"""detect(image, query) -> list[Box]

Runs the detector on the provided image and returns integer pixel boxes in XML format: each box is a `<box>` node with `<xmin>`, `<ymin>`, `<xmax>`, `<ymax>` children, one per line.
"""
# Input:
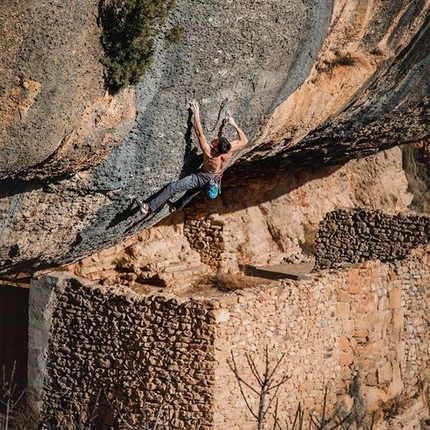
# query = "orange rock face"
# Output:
<box><xmin>0</xmin><ymin>0</ymin><xmax>428</xmax><ymax>277</ymax></box>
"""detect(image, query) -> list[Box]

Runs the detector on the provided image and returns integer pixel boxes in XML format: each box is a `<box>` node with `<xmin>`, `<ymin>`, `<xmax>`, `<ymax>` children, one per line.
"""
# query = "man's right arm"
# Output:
<box><xmin>190</xmin><ymin>101</ymin><xmax>211</xmax><ymax>157</ymax></box>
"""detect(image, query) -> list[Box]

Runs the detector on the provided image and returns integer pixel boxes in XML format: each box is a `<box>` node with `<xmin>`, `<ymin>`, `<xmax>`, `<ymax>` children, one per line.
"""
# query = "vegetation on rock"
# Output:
<box><xmin>100</xmin><ymin>0</ymin><xmax>176</xmax><ymax>92</ymax></box>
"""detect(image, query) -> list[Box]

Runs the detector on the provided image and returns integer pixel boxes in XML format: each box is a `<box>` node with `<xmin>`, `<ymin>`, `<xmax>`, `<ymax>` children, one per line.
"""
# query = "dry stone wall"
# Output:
<box><xmin>210</xmin><ymin>250</ymin><xmax>430</xmax><ymax>429</ymax></box>
<box><xmin>30</xmin><ymin>246</ymin><xmax>430</xmax><ymax>429</ymax></box>
<box><xmin>315</xmin><ymin>209</ymin><xmax>430</xmax><ymax>269</ymax></box>
<box><xmin>29</xmin><ymin>274</ymin><xmax>216</xmax><ymax>429</ymax></box>
<box><xmin>183</xmin><ymin>214</ymin><xmax>226</xmax><ymax>267</ymax></box>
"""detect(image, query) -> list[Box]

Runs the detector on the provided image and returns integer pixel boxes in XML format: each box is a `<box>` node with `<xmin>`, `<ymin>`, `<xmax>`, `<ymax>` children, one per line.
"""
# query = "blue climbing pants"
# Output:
<box><xmin>147</xmin><ymin>171</ymin><xmax>211</xmax><ymax>212</ymax></box>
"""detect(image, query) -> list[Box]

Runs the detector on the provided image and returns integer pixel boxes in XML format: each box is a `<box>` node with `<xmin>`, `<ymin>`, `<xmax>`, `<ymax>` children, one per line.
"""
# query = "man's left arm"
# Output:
<box><xmin>228</xmin><ymin>117</ymin><xmax>249</xmax><ymax>152</ymax></box>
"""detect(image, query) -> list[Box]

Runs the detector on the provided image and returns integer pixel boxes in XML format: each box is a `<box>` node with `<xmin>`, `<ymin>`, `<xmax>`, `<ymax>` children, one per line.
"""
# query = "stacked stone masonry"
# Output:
<box><xmin>315</xmin><ymin>209</ymin><xmax>430</xmax><ymax>269</ymax></box>
<box><xmin>183</xmin><ymin>214</ymin><xmax>225</xmax><ymax>267</ymax></box>
<box><xmin>29</xmin><ymin>276</ymin><xmax>217</xmax><ymax>429</ymax></box>
<box><xmin>29</xmin><ymin>245</ymin><xmax>430</xmax><ymax>429</ymax></box>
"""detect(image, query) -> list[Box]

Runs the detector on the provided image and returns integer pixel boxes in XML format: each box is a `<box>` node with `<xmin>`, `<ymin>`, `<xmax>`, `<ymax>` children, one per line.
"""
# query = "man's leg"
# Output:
<box><xmin>171</xmin><ymin>188</ymin><xmax>202</xmax><ymax>211</ymax></box>
<box><xmin>147</xmin><ymin>172</ymin><xmax>206</xmax><ymax>213</ymax></box>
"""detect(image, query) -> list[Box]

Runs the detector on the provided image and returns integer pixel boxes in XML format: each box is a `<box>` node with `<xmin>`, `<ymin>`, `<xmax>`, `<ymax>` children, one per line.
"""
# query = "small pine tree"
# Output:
<box><xmin>100</xmin><ymin>0</ymin><xmax>175</xmax><ymax>92</ymax></box>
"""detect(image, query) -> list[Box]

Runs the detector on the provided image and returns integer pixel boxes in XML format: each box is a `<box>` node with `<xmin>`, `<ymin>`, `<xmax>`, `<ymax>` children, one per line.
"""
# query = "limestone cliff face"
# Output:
<box><xmin>0</xmin><ymin>0</ymin><xmax>136</xmax><ymax>180</ymax></box>
<box><xmin>0</xmin><ymin>0</ymin><xmax>429</xmax><ymax>277</ymax></box>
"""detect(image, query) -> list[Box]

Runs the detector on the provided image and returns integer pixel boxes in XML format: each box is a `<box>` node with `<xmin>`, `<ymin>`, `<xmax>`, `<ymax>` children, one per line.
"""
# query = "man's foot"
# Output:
<box><xmin>167</xmin><ymin>201</ymin><xmax>177</xmax><ymax>214</ymax></box>
<box><xmin>134</xmin><ymin>198</ymin><xmax>151</xmax><ymax>216</ymax></box>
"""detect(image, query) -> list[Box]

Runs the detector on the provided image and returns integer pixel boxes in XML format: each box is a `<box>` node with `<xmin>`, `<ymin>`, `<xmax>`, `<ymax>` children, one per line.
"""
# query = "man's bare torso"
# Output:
<box><xmin>203</xmin><ymin>148</ymin><xmax>232</xmax><ymax>173</ymax></box>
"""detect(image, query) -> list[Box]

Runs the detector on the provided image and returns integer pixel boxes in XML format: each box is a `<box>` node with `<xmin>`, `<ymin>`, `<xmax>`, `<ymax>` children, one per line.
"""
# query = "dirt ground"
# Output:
<box><xmin>169</xmin><ymin>261</ymin><xmax>315</xmax><ymax>299</ymax></box>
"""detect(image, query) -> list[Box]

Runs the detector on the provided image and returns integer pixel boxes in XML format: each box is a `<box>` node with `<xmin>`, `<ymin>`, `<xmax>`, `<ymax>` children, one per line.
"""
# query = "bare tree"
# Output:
<box><xmin>228</xmin><ymin>346</ymin><xmax>290</xmax><ymax>430</ymax></box>
<box><xmin>228</xmin><ymin>349</ymin><xmax>360</xmax><ymax>430</ymax></box>
<box><xmin>307</xmin><ymin>387</ymin><xmax>353</xmax><ymax>430</ymax></box>
<box><xmin>0</xmin><ymin>362</ymin><xmax>26</xmax><ymax>430</ymax></box>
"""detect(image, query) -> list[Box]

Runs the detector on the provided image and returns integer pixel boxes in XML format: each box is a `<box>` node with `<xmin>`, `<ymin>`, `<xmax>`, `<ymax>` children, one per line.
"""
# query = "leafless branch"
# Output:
<box><xmin>245</xmin><ymin>353</ymin><xmax>264</xmax><ymax>387</ymax></box>
<box><xmin>229</xmin><ymin>347</ymin><xmax>290</xmax><ymax>429</ymax></box>
<box><xmin>228</xmin><ymin>352</ymin><xmax>259</xmax><ymax>420</ymax></box>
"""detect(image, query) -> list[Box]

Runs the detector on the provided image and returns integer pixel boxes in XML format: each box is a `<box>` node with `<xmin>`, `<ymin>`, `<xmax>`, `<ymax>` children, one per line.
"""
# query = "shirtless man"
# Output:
<box><xmin>136</xmin><ymin>100</ymin><xmax>249</xmax><ymax>216</ymax></box>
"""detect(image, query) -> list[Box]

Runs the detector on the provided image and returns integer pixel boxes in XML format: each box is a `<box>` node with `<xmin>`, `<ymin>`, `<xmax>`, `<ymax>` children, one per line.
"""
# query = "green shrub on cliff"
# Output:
<box><xmin>100</xmin><ymin>0</ymin><xmax>175</xmax><ymax>93</ymax></box>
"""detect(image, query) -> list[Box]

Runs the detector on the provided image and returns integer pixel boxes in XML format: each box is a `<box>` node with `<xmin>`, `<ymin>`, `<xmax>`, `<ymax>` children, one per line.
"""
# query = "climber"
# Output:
<box><xmin>135</xmin><ymin>100</ymin><xmax>249</xmax><ymax>216</ymax></box>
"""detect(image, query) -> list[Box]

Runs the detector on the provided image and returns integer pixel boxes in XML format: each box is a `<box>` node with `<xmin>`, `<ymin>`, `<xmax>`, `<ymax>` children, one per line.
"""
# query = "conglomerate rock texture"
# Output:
<box><xmin>0</xmin><ymin>0</ymin><xmax>429</xmax><ymax>277</ymax></box>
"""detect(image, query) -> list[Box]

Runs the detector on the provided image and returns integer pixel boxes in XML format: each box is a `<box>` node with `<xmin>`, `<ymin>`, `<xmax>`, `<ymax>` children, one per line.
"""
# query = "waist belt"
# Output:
<box><xmin>200</xmin><ymin>170</ymin><xmax>223</xmax><ymax>181</ymax></box>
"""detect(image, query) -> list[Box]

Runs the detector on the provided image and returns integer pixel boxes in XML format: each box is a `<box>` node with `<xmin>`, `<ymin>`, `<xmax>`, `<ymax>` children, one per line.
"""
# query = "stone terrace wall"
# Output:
<box><xmin>29</xmin><ymin>247</ymin><xmax>430</xmax><ymax>429</ymax></box>
<box><xmin>29</xmin><ymin>274</ymin><xmax>216</xmax><ymax>429</ymax></box>
<box><xmin>315</xmin><ymin>209</ymin><xmax>430</xmax><ymax>269</ymax></box>
<box><xmin>211</xmin><ymin>248</ymin><xmax>430</xmax><ymax>429</ymax></box>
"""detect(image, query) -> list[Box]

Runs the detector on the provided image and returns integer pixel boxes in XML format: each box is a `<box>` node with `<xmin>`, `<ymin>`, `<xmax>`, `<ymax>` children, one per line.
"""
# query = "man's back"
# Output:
<box><xmin>203</xmin><ymin>149</ymin><xmax>232</xmax><ymax>173</ymax></box>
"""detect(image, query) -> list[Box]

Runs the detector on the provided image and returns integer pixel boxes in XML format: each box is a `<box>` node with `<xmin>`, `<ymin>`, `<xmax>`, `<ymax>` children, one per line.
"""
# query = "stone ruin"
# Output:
<box><xmin>28</xmin><ymin>209</ymin><xmax>430</xmax><ymax>428</ymax></box>
<box><xmin>315</xmin><ymin>209</ymin><xmax>430</xmax><ymax>269</ymax></box>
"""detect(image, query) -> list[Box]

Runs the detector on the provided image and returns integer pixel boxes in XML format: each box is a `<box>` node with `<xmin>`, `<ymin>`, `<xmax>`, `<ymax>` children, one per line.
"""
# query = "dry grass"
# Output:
<box><xmin>0</xmin><ymin>392</ymin><xmax>41</xmax><ymax>430</ymax></box>
<box><xmin>194</xmin><ymin>272</ymin><xmax>249</xmax><ymax>293</ymax></box>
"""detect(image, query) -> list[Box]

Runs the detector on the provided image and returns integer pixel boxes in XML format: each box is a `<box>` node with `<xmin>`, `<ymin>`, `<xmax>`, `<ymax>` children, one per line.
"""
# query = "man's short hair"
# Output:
<box><xmin>218</xmin><ymin>136</ymin><xmax>231</xmax><ymax>154</ymax></box>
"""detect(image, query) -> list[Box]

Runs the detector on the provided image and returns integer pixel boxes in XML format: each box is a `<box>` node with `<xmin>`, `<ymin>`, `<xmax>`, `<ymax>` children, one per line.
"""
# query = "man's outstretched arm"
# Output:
<box><xmin>189</xmin><ymin>101</ymin><xmax>211</xmax><ymax>157</ymax></box>
<box><xmin>227</xmin><ymin>116</ymin><xmax>249</xmax><ymax>152</ymax></box>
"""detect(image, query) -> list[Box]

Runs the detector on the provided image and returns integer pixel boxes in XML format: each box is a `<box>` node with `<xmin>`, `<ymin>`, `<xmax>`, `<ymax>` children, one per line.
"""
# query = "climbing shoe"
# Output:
<box><xmin>135</xmin><ymin>199</ymin><xmax>151</xmax><ymax>216</ymax></box>
<box><xmin>167</xmin><ymin>201</ymin><xmax>177</xmax><ymax>214</ymax></box>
